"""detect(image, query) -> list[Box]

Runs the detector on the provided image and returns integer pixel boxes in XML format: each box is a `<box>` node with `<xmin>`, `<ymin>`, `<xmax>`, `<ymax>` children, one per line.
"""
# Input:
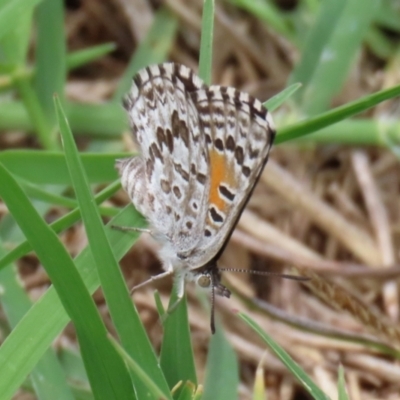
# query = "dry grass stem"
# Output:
<box><xmin>302</xmin><ymin>270</ymin><xmax>400</xmax><ymax>347</ymax></box>
<box><xmin>239</xmin><ymin>209</ymin><xmax>322</xmax><ymax>260</ymax></box>
<box><xmin>232</xmin><ymin>229</ymin><xmax>400</xmax><ymax>278</ymax></box>
<box><xmin>113</xmin><ymin>0</ymin><xmax>153</xmax><ymax>42</ymax></box>
<box><xmin>165</xmin><ymin>0</ymin><xmax>202</xmax><ymax>31</ymax></box>
<box><xmin>262</xmin><ymin>159</ymin><xmax>381</xmax><ymax>265</ymax></box>
<box><xmin>351</xmin><ymin>150</ymin><xmax>399</xmax><ymax>319</ymax></box>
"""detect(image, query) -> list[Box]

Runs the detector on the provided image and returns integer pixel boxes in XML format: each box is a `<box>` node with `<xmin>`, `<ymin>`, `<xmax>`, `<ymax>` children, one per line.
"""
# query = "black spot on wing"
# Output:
<box><xmin>214</xmin><ymin>138</ymin><xmax>224</xmax><ymax>151</ymax></box>
<box><xmin>235</xmin><ymin>147</ymin><xmax>244</xmax><ymax>165</ymax></box>
<box><xmin>161</xmin><ymin>179</ymin><xmax>171</xmax><ymax>194</ymax></box>
<box><xmin>150</xmin><ymin>143</ymin><xmax>163</xmax><ymax>162</ymax></box>
<box><xmin>171</xmin><ymin>110</ymin><xmax>189</xmax><ymax>148</ymax></box>
<box><xmin>219</xmin><ymin>185</ymin><xmax>235</xmax><ymax>201</ymax></box>
<box><xmin>197</xmin><ymin>173</ymin><xmax>207</xmax><ymax>185</ymax></box>
<box><xmin>226</xmin><ymin>136</ymin><xmax>235</xmax><ymax>151</ymax></box>
<box><xmin>173</xmin><ymin>186</ymin><xmax>182</xmax><ymax>199</ymax></box>
<box><xmin>209</xmin><ymin>207</ymin><xmax>224</xmax><ymax>223</ymax></box>
<box><xmin>242</xmin><ymin>166</ymin><xmax>251</xmax><ymax>177</ymax></box>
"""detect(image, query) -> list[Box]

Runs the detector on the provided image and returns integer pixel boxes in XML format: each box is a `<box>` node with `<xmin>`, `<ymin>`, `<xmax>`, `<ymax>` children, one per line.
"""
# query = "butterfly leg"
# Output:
<box><xmin>111</xmin><ymin>225</ymin><xmax>153</xmax><ymax>235</ymax></box>
<box><xmin>130</xmin><ymin>269</ymin><xmax>173</xmax><ymax>293</ymax></box>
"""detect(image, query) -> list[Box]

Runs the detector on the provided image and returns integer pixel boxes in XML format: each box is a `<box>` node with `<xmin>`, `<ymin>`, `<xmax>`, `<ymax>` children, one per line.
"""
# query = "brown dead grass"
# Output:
<box><xmin>6</xmin><ymin>0</ymin><xmax>400</xmax><ymax>399</ymax></box>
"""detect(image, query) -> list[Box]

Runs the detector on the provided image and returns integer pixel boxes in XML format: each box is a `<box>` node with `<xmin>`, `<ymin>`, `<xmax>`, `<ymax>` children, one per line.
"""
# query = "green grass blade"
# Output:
<box><xmin>113</xmin><ymin>7</ymin><xmax>178</xmax><ymax>102</ymax></box>
<box><xmin>301</xmin><ymin>0</ymin><xmax>381</xmax><ymax>115</ymax></box>
<box><xmin>0</xmin><ymin>180</ymin><xmax>120</xmax><ymax>272</ymax></box>
<box><xmin>160</xmin><ymin>292</ymin><xmax>197</xmax><ymax>389</ymax></box>
<box><xmin>0</xmin><ymin>249</ymin><xmax>75</xmax><ymax>400</ymax></box>
<box><xmin>338</xmin><ymin>365</ymin><xmax>348</xmax><ymax>400</ymax></box>
<box><xmin>276</xmin><ymin>83</ymin><xmax>400</xmax><ymax>144</ymax></box>
<box><xmin>263</xmin><ymin>83</ymin><xmax>302</xmax><ymax>112</ymax></box>
<box><xmin>67</xmin><ymin>43</ymin><xmax>116</xmax><ymax>70</ymax></box>
<box><xmin>198</xmin><ymin>0</ymin><xmax>214</xmax><ymax>85</ymax></box>
<box><xmin>0</xmin><ymin>205</ymin><xmax>144</xmax><ymax>399</ymax></box>
<box><xmin>58</xmin><ymin>348</ymin><xmax>89</xmax><ymax>389</ymax></box>
<box><xmin>0</xmin><ymin>101</ymin><xmax>127</xmax><ymax>137</ymax></box>
<box><xmin>109</xmin><ymin>336</ymin><xmax>172</xmax><ymax>400</ymax></box>
<box><xmin>238</xmin><ymin>312</ymin><xmax>330</xmax><ymax>400</ymax></box>
<box><xmin>34</xmin><ymin>0</ymin><xmax>66</xmax><ymax>124</ymax></box>
<box><xmin>365</xmin><ymin>26</ymin><xmax>395</xmax><ymax>59</ymax></box>
<box><xmin>376</xmin><ymin>0</ymin><xmax>400</xmax><ymax>32</ymax></box>
<box><xmin>289</xmin><ymin>0</ymin><xmax>346</xmax><ymax>92</ymax></box>
<box><xmin>18</xmin><ymin>179</ymin><xmax>79</xmax><ymax>208</ymax></box>
<box><xmin>14</xmin><ymin>77</ymin><xmax>56</xmax><ymax>150</ymax></box>
<box><xmin>0</xmin><ymin>0</ymin><xmax>42</xmax><ymax>41</ymax></box>
<box><xmin>55</xmin><ymin>96</ymin><xmax>170</xmax><ymax>397</ymax></box>
<box><xmin>0</xmin><ymin>151</ymin><xmax>120</xmax><ymax>184</ymax></box>
<box><xmin>0</xmin><ymin>8</ymin><xmax>32</xmax><ymax>67</ymax></box>
<box><xmin>0</xmin><ymin>165</ymin><xmax>134</xmax><ymax>400</ymax></box>
<box><xmin>202</xmin><ymin>328</ymin><xmax>239</xmax><ymax>400</ymax></box>
<box><xmin>229</xmin><ymin>0</ymin><xmax>292</xmax><ymax>42</ymax></box>
<box><xmin>65</xmin><ymin>101</ymin><xmax>126</xmax><ymax>136</ymax></box>
<box><xmin>17</xmin><ymin>180</ymin><xmax>118</xmax><ymax>217</ymax></box>
<box><xmin>293</xmin><ymin>119</ymin><xmax>396</xmax><ymax>145</ymax></box>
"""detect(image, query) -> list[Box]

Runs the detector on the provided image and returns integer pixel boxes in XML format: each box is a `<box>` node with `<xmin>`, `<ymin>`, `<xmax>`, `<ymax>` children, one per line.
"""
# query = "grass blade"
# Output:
<box><xmin>263</xmin><ymin>83</ymin><xmax>302</xmax><ymax>112</ymax></box>
<box><xmin>198</xmin><ymin>0</ymin><xmax>214</xmax><ymax>85</ymax></box>
<box><xmin>0</xmin><ymin>248</ymin><xmax>75</xmax><ymax>400</ymax></box>
<box><xmin>202</xmin><ymin>328</ymin><xmax>239</xmax><ymax>400</ymax></box>
<box><xmin>0</xmin><ymin>101</ymin><xmax>126</xmax><ymax>137</ymax></box>
<box><xmin>238</xmin><ymin>312</ymin><xmax>330</xmax><ymax>400</ymax></box>
<box><xmin>276</xmin><ymin>83</ymin><xmax>400</xmax><ymax>144</ymax></box>
<box><xmin>301</xmin><ymin>0</ymin><xmax>381</xmax><ymax>115</ymax></box>
<box><xmin>0</xmin><ymin>7</ymin><xmax>32</xmax><ymax>67</ymax></box>
<box><xmin>229</xmin><ymin>0</ymin><xmax>292</xmax><ymax>42</ymax></box>
<box><xmin>55</xmin><ymin>96</ymin><xmax>170</xmax><ymax>397</ymax></box>
<box><xmin>0</xmin><ymin>151</ymin><xmax>120</xmax><ymax>184</ymax></box>
<box><xmin>0</xmin><ymin>180</ymin><xmax>120</xmax><ymax>272</ymax></box>
<box><xmin>67</xmin><ymin>42</ymin><xmax>116</xmax><ymax>70</ymax></box>
<box><xmin>0</xmin><ymin>0</ymin><xmax>42</xmax><ymax>41</ymax></box>
<box><xmin>289</xmin><ymin>0</ymin><xmax>346</xmax><ymax>92</ymax></box>
<box><xmin>160</xmin><ymin>292</ymin><xmax>197</xmax><ymax>389</ymax></box>
<box><xmin>0</xmin><ymin>205</ymin><xmax>142</xmax><ymax>399</ymax></box>
<box><xmin>34</xmin><ymin>0</ymin><xmax>66</xmax><ymax>124</ymax></box>
<box><xmin>0</xmin><ymin>165</ymin><xmax>134</xmax><ymax>400</ymax></box>
<box><xmin>109</xmin><ymin>335</ymin><xmax>172</xmax><ymax>400</ymax></box>
<box><xmin>338</xmin><ymin>365</ymin><xmax>349</xmax><ymax>400</ymax></box>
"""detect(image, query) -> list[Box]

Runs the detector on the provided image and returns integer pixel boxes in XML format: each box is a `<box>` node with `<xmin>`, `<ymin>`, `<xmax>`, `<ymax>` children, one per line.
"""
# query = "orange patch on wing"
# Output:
<box><xmin>208</xmin><ymin>149</ymin><xmax>235</xmax><ymax>214</ymax></box>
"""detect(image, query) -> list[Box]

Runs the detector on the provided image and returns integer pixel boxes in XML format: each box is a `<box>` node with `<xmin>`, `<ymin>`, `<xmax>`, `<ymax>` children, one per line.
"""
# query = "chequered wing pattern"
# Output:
<box><xmin>117</xmin><ymin>62</ymin><xmax>275</xmax><ymax>270</ymax></box>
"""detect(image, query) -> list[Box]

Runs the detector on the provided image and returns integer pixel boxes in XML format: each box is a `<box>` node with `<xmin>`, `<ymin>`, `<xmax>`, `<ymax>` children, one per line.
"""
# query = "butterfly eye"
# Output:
<box><xmin>197</xmin><ymin>274</ymin><xmax>211</xmax><ymax>289</ymax></box>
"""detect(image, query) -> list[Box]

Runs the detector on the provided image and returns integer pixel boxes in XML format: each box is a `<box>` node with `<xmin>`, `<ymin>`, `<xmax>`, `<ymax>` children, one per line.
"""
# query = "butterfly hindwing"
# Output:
<box><xmin>121</xmin><ymin>63</ymin><xmax>210</xmax><ymax>247</ymax></box>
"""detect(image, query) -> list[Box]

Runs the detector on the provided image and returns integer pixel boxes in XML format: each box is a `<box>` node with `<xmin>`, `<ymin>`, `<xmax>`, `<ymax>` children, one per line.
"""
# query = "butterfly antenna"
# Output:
<box><xmin>210</xmin><ymin>274</ymin><xmax>216</xmax><ymax>334</ymax></box>
<box><xmin>218</xmin><ymin>268</ymin><xmax>310</xmax><ymax>282</ymax></box>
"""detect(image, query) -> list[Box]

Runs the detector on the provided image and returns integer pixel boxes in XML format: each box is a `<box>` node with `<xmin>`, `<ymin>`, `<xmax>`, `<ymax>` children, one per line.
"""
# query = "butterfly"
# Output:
<box><xmin>116</xmin><ymin>63</ymin><xmax>279</xmax><ymax>333</ymax></box>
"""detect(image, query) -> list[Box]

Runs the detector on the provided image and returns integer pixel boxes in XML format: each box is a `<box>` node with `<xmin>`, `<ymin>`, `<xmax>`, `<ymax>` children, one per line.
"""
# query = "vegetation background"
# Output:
<box><xmin>0</xmin><ymin>0</ymin><xmax>400</xmax><ymax>399</ymax></box>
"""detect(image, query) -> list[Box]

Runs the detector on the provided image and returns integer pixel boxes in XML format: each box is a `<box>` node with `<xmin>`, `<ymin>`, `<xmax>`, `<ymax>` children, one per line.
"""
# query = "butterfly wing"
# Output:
<box><xmin>119</xmin><ymin>63</ymin><xmax>211</xmax><ymax>248</ymax></box>
<box><xmin>186</xmin><ymin>85</ymin><xmax>275</xmax><ymax>268</ymax></box>
<box><xmin>119</xmin><ymin>64</ymin><xmax>275</xmax><ymax>269</ymax></box>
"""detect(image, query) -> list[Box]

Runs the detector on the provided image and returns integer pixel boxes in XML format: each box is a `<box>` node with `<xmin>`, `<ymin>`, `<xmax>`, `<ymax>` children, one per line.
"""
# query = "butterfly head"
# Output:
<box><xmin>189</xmin><ymin>263</ymin><xmax>231</xmax><ymax>299</ymax></box>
